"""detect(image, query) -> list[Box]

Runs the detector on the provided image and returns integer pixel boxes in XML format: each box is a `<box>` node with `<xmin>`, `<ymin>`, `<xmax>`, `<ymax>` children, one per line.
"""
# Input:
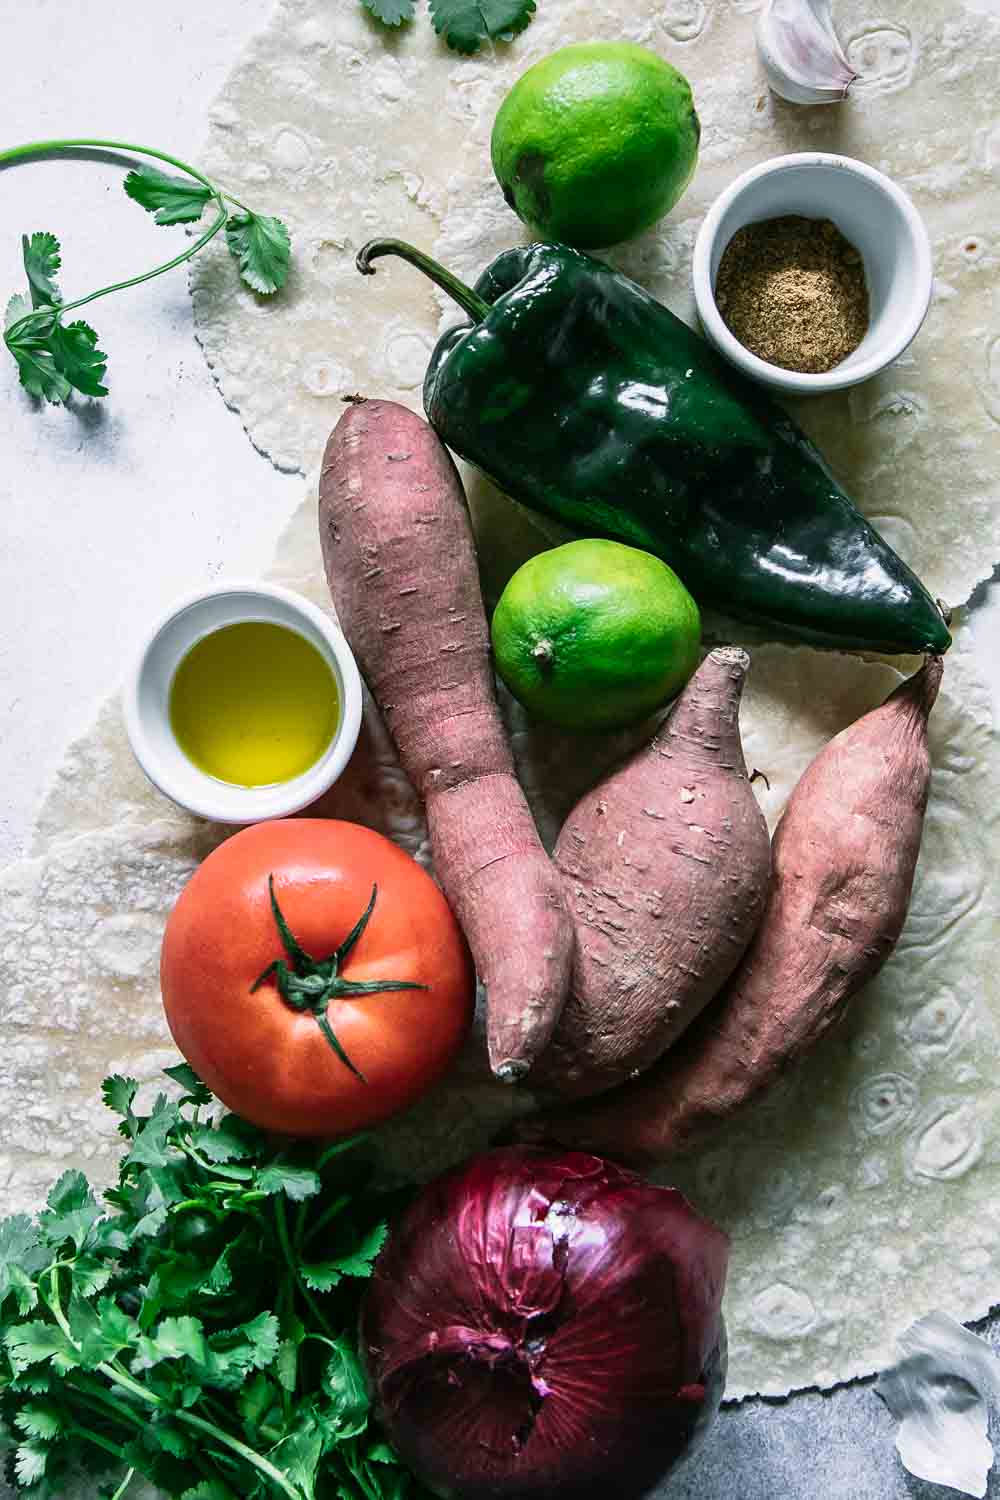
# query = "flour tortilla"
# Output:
<box><xmin>192</xmin><ymin>0</ymin><xmax>1000</xmax><ymax>610</ymax></box>
<box><xmin>1</xmin><ymin>488</ymin><xmax>996</xmax><ymax>1398</ymax></box>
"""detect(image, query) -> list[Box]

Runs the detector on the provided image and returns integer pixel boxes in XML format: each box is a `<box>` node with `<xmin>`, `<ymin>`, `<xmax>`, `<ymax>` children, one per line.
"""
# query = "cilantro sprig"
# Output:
<box><xmin>0</xmin><ymin>1066</ymin><xmax>424</xmax><ymax>1500</ymax></box>
<box><xmin>362</xmin><ymin>0</ymin><xmax>538</xmax><ymax>54</ymax></box>
<box><xmin>2</xmin><ymin>140</ymin><xmax>290</xmax><ymax>405</ymax></box>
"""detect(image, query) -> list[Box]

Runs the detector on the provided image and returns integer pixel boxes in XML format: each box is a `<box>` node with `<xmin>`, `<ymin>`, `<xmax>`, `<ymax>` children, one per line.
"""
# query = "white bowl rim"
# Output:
<box><xmin>123</xmin><ymin>579</ymin><xmax>363</xmax><ymax>824</ymax></box>
<box><xmin>692</xmin><ymin>150</ymin><xmax>934</xmax><ymax>395</ymax></box>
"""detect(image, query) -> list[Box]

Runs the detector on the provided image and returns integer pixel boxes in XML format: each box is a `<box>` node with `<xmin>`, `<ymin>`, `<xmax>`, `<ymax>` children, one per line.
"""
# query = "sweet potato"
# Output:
<box><xmin>533</xmin><ymin>647</ymin><xmax>770</xmax><ymax>1099</ymax></box>
<box><xmin>319</xmin><ymin>399</ymin><xmax>573</xmax><ymax>1081</ymax></box>
<box><xmin>529</xmin><ymin>656</ymin><xmax>943</xmax><ymax>1160</ymax></box>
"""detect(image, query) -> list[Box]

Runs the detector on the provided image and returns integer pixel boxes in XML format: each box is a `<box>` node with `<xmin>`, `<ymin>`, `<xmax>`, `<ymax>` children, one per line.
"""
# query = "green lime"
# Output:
<box><xmin>490</xmin><ymin>41</ymin><xmax>700</xmax><ymax>249</ymax></box>
<box><xmin>491</xmin><ymin>539</ymin><xmax>701</xmax><ymax>731</ymax></box>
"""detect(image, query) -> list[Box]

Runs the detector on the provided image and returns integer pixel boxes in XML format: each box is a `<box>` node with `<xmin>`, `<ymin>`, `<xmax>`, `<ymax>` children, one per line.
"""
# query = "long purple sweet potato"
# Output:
<box><xmin>319</xmin><ymin>399</ymin><xmax>573</xmax><ymax>1082</ymax></box>
<box><xmin>534</xmin><ymin>647</ymin><xmax>771</xmax><ymax>1098</ymax></box>
<box><xmin>530</xmin><ymin>656</ymin><xmax>942</xmax><ymax>1160</ymax></box>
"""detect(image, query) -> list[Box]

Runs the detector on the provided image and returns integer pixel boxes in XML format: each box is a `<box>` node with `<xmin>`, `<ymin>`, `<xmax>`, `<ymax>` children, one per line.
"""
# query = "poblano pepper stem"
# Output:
<box><xmin>356</xmin><ymin>238</ymin><xmax>492</xmax><ymax>324</ymax></box>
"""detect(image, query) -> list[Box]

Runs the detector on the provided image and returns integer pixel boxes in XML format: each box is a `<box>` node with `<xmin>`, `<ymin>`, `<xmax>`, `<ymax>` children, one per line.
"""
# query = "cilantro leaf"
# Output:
<box><xmin>48</xmin><ymin>318</ymin><xmax>108</xmax><ymax>397</ymax></box>
<box><xmin>163</xmin><ymin>1062</ymin><xmax>213</xmax><ymax>1105</ymax></box>
<box><xmin>13</xmin><ymin>1402</ymin><xmax>62</xmax><ymax>1442</ymax></box>
<box><xmin>224</xmin><ymin>211</ymin><xmax>290</xmax><ymax>295</ymax></box>
<box><xmin>204</xmin><ymin>1311</ymin><xmax>280</xmax><ymax>1387</ymax></box>
<box><xmin>3</xmin><ymin>1265</ymin><xmax>39</xmax><ymax>1318</ymax></box>
<box><xmin>256</xmin><ymin>1164</ymin><xmax>320</xmax><ymax>1202</ymax></box>
<box><xmin>204</xmin><ymin>1242</ymin><xmax>234</xmax><ymax>1295</ymax></box>
<box><xmin>238</xmin><ymin>1369</ymin><xmax>278</xmax><ymax>1434</ymax></box>
<box><xmin>8</xmin><ymin>1372</ymin><xmax>53</xmax><ymax>1399</ymax></box>
<box><xmin>321</xmin><ymin>1338</ymin><xmax>369</xmax><ymax>1438</ymax></box>
<box><xmin>334</xmin><ymin>1220</ymin><xmax>388</xmax><ymax>1278</ymax></box>
<box><xmin>70</xmin><ymin>1295</ymin><xmax>138</xmax><ymax>1368</ymax></box>
<box><xmin>301</xmin><ymin>1221</ymin><xmax>387</xmax><ymax>1291</ymax></box>
<box><xmin>144</xmin><ymin>1416</ymin><xmax>190</xmax><ymax>1459</ymax></box>
<box><xmin>367</xmin><ymin>1441</ymin><xmax>400</xmax><ymax>1465</ymax></box>
<box><xmin>38</xmin><ymin>1171</ymin><xmax>101</xmax><ymax>1250</ymax></box>
<box><xmin>362</xmin><ymin>0</ymin><xmax>416</xmax><ymax>24</ymax></box>
<box><xmin>276</xmin><ymin>1338</ymin><xmax>298</xmax><ymax>1392</ymax></box>
<box><xmin>124</xmin><ymin>165</ymin><xmax>214</xmax><ymax>226</ymax></box>
<box><xmin>133</xmin><ymin>1203</ymin><xmax>169</xmax><ymax>1239</ymax></box>
<box><xmin>101</xmin><ymin>1074</ymin><xmax>139</xmax><ymax>1124</ymax></box>
<box><xmin>270</xmin><ymin>1413</ymin><xmax>323</xmax><ymax>1500</ymax></box>
<box><xmin>0</xmin><ymin>1215</ymin><xmax>47</xmax><ymax>1314</ymax></box>
<box><xmin>14</xmin><ymin>1438</ymin><xmax>48</xmax><ymax>1485</ymax></box>
<box><xmin>299</xmin><ymin>1261</ymin><xmax>343</xmax><ymax>1292</ymax></box>
<box><xmin>181</xmin><ymin>1483</ymin><xmax>237</xmax><ymax>1500</ymax></box>
<box><xmin>134</xmin><ymin>1314</ymin><xmax>206</xmax><ymax>1374</ymax></box>
<box><xmin>4</xmin><ymin>299</ymin><xmax>107</xmax><ymax>403</ymax></box>
<box><xmin>4</xmin><ymin>307</ymin><xmax>72</xmax><ymax>403</ymax></box>
<box><xmin>124</xmin><ymin>1099</ymin><xmax>179</xmax><ymax>1170</ymax></box>
<box><xmin>234</xmin><ymin>1310</ymin><xmax>281</xmax><ymax>1370</ymax></box>
<box><xmin>429</xmin><ymin>0</ymin><xmax>536</xmax><ymax>53</ymax></box>
<box><xmin>4</xmin><ymin>1320</ymin><xmax>79</xmax><ymax>1375</ymax></box>
<box><xmin>72</xmin><ymin>1253</ymin><xmax>114</xmax><ymax>1300</ymax></box>
<box><xmin>22</xmin><ymin>232</ymin><xmax>62</xmax><ymax>308</ymax></box>
<box><xmin>5</xmin><ymin>292</ymin><xmax>32</xmax><ymax>330</ymax></box>
<box><xmin>135</xmin><ymin>1314</ymin><xmax>207</xmax><ymax>1371</ymax></box>
<box><xmin>189</xmin><ymin>1118</ymin><xmax>254</xmax><ymax>1164</ymax></box>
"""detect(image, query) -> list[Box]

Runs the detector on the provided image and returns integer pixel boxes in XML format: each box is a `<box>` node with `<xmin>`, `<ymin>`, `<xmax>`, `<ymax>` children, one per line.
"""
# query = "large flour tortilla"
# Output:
<box><xmin>191</xmin><ymin>0</ymin><xmax>1000</xmax><ymax>610</ymax></box>
<box><xmin>2</xmin><ymin>0</ymin><xmax>999</xmax><ymax>1406</ymax></box>
<box><xmin>1</xmin><ymin>491</ymin><xmax>997</xmax><ymax>1400</ymax></box>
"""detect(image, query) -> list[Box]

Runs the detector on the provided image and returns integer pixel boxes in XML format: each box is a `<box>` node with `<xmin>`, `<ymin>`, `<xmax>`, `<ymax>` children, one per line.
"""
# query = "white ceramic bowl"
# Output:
<box><xmin>124</xmin><ymin>581</ymin><xmax>363</xmax><ymax>823</ymax></box>
<box><xmin>692</xmin><ymin>152</ymin><xmax>933</xmax><ymax>396</ymax></box>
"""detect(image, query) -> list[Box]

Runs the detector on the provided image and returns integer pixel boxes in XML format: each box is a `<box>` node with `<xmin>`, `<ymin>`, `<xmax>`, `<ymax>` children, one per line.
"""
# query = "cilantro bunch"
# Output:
<box><xmin>2</xmin><ymin>140</ymin><xmax>290</xmax><ymax>404</ymax></box>
<box><xmin>0</xmin><ymin>1065</ymin><xmax>426</xmax><ymax>1500</ymax></box>
<box><xmin>362</xmin><ymin>0</ymin><xmax>537</xmax><ymax>55</ymax></box>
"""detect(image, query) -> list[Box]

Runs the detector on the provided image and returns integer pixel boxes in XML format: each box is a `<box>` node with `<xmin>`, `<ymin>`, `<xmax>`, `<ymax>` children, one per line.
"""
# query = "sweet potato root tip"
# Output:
<box><xmin>529</xmin><ymin>657</ymin><xmax>942</xmax><ymax>1160</ymax></box>
<box><xmin>319</xmin><ymin>401</ymin><xmax>573</xmax><ymax>1079</ymax></box>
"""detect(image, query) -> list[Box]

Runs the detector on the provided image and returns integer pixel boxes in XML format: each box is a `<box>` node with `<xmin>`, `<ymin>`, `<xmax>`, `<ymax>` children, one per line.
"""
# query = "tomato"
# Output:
<box><xmin>160</xmin><ymin>820</ymin><xmax>474</xmax><ymax>1136</ymax></box>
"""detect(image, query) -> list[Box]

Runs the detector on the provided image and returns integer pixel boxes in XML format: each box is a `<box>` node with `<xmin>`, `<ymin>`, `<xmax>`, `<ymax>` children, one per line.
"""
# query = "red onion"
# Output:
<box><xmin>360</xmin><ymin>1147</ymin><xmax>728</xmax><ymax>1499</ymax></box>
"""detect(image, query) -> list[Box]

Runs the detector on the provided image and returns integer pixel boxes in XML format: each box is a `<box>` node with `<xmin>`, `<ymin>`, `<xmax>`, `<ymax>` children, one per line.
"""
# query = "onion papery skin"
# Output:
<box><xmin>359</xmin><ymin>1147</ymin><xmax>729</xmax><ymax>1500</ymax></box>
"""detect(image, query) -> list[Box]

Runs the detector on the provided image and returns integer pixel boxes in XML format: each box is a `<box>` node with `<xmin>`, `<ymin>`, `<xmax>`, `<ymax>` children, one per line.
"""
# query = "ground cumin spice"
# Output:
<box><xmin>715</xmin><ymin>214</ymin><xmax>870</xmax><ymax>374</ymax></box>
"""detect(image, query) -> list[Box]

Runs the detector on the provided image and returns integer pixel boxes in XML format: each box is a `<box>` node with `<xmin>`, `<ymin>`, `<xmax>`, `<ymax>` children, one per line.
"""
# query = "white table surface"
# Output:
<box><xmin>0</xmin><ymin>0</ymin><xmax>299</xmax><ymax>866</ymax></box>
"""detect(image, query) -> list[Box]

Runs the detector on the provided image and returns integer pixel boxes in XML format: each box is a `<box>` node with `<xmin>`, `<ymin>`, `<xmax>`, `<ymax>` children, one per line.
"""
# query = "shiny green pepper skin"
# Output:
<box><xmin>360</xmin><ymin>240</ymin><xmax>950</xmax><ymax>656</ymax></box>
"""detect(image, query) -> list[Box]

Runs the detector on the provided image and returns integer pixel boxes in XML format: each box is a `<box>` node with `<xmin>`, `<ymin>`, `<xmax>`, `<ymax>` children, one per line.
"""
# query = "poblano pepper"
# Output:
<box><xmin>357</xmin><ymin>239</ymin><xmax>951</xmax><ymax>656</ymax></box>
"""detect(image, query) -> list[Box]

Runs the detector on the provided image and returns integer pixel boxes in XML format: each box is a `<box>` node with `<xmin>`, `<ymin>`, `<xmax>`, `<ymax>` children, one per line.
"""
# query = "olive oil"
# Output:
<box><xmin>169</xmin><ymin>621</ymin><xmax>340</xmax><ymax>787</ymax></box>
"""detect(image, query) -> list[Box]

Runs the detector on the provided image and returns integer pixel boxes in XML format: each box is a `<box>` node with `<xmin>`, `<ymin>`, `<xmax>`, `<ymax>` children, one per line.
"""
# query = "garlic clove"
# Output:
<box><xmin>755</xmin><ymin>0</ymin><xmax>858</xmax><ymax>106</ymax></box>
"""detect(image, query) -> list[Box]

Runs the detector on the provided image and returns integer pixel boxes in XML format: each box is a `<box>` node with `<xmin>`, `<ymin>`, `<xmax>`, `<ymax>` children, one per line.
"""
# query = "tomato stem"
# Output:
<box><xmin>250</xmin><ymin>878</ymin><xmax>428</xmax><ymax>1082</ymax></box>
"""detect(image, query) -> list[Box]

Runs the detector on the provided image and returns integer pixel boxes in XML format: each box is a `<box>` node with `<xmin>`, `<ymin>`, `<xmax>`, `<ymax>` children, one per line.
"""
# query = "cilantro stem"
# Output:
<box><xmin>105</xmin><ymin>1360</ymin><xmax>304</xmax><ymax>1499</ymax></box>
<box><xmin>173</xmin><ymin>1408</ymin><xmax>305</xmax><ymax>1499</ymax></box>
<box><xmin>109</xmin><ymin>1465</ymin><xmax>136</xmax><ymax>1500</ymax></box>
<box><xmin>39</xmin><ymin>1268</ymin><xmax>304</xmax><ymax>1500</ymax></box>
<box><xmin>274</xmin><ymin>1196</ymin><xmax>336</xmax><ymax>1339</ymax></box>
<box><xmin>301</xmin><ymin>1192</ymin><xmax>351</xmax><ymax>1248</ymax></box>
<box><xmin>66</xmin><ymin>1423</ymin><xmax>130</xmax><ymax>1464</ymax></box>
<box><xmin>0</xmin><ymin>137</ymin><xmax>228</xmax><ymax>339</ymax></box>
<box><xmin>343</xmin><ymin>1437</ymin><xmax>381</xmax><ymax>1500</ymax></box>
<box><xmin>68</xmin><ymin>1377</ymin><xmax>147</xmax><ymax>1434</ymax></box>
<box><xmin>315</xmin><ymin>1134</ymin><xmax>370</xmax><ymax>1174</ymax></box>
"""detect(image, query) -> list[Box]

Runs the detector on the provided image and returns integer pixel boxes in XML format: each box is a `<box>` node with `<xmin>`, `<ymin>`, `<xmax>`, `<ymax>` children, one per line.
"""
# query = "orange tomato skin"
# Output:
<box><xmin>160</xmin><ymin>820</ymin><xmax>474</xmax><ymax>1136</ymax></box>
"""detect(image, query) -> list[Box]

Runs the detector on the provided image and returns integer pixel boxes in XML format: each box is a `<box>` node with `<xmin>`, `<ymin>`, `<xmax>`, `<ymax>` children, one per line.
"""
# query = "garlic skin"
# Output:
<box><xmin>756</xmin><ymin>0</ymin><xmax>858</xmax><ymax>105</ymax></box>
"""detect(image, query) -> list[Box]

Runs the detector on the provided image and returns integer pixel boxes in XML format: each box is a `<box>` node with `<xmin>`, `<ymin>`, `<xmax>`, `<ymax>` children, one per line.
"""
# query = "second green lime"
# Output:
<box><xmin>491</xmin><ymin>539</ymin><xmax>701</xmax><ymax>731</ymax></box>
<box><xmin>491</xmin><ymin>41</ymin><xmax>700</xmax><ymax>249</ymax></box>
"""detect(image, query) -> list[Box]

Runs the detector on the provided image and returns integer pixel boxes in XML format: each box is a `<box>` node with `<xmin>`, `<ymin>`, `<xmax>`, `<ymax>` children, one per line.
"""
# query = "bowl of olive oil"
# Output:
<box><xmin>124</xmin><ymin>582</ymin><xmax>363</xmax><ymax>822</ymax></box>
